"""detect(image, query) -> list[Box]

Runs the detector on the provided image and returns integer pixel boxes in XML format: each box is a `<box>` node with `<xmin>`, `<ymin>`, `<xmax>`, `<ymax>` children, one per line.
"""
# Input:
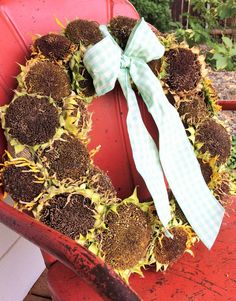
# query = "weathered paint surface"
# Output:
<box><xmin>46</xmin><ymin>196</ymin><xmax>236</xmax><ymax>301</ymax></box>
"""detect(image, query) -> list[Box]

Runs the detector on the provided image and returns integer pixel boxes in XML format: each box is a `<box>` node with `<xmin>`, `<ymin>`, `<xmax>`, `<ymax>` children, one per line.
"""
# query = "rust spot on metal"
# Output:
<box><xmin>91</xmin><ymin>264</ymin><xmax>141</xmax><ymax>301</ymax></box>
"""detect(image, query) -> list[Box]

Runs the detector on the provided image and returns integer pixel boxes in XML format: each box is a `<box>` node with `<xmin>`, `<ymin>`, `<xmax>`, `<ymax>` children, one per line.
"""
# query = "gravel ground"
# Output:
<box><xmin>208</xmin><ymin>70</ymin><xmax>236</xmax><ymax>100</ymax></box>
<box><xmin>208</xmin><ymin>69</ymin><xmax>236</xmax><ymax>136</ymax></box>
<box><xmin>219</xmin><ymin>110</ymin><xmax>236</xmax><ymax>136</ymax></box>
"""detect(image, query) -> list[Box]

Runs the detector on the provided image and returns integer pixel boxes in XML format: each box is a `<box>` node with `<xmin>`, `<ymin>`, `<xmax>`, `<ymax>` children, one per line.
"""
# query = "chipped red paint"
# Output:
<box><xmin>1</xmin><ymin>194</ymin><xmax>236</xmax><ymax>301</ymax></box>
<box><xmin>47</xmin><ymin>196</ymin><xmax>236</xmax><ymax>301</ymax></box>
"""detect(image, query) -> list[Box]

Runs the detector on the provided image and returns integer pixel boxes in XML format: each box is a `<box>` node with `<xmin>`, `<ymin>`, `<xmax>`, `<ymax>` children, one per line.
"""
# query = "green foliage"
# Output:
<box><xmin>130</xmin><ymin>0</ymin><xmax>172</xmax><ymax>32</ymax></box>
<box><xmin>217</xmin><ymin>0</ymin><xmax>236</xmax><ymax>20</ymax></box>
<box><xmin>174</xmin><ymin>0</ymin><xmax>220</xmax><ymax>46</ymax></box>
<box><xmin>130</xmin><ymin>0</ymin><xmax>236</xmax><ymax>71</ymax></box>
<box><xmin>209</xmin><ymin>37</ymin><xmax>236</xmax><ymax>71</ymax></box>
<box><xmin>172</xmin><ymin>0</ymin><xmax>236</xmax><ymax>71</ymax></box>
<box><xmin>175</xmin><ymin>30</ymin><xmax>236</xmax><ymax>71</ymax></box>
<box><xmin>228</xmin><ymin>136</ymin><xmax>236</xmax><ymax>170</ymax></box>
<box><xmin>174</xmin><ymin>22</ymin><xmax>212</xmax><ymax>47</ymax></box>
<box><xmin>190</xmin><ymin>0</ymin><xmax>220</xmax><ymax>28</ymax></box>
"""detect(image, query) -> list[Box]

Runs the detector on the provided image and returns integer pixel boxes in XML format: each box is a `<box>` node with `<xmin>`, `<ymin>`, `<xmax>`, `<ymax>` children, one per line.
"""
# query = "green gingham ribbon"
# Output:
<box><xmin>83</xmin><ymin>18</ymin><xmax>224</xmax><ymax>249</ymax></box>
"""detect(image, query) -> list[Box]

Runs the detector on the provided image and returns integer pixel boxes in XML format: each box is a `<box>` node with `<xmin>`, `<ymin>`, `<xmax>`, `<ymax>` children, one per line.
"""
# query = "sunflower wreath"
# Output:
<box><xmin>0</xmin><ymin>16</ymin><xmax>233</xmax><ymax>283</ymax></box>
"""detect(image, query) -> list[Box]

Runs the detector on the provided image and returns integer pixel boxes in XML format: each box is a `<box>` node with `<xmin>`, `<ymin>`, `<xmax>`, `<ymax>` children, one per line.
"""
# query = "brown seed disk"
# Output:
<box><xmin>78</xmin><ymin>65</ymin><xmax>96</xmax><ymax>97</ymax></box>
<box><xmin>101</xmin><ymin>203</ymin><xmax>151</xmax><ymax>270</ymax></box>
<box><xmin>177</xmin><ymin>93</ymin><xmax>209</xmax><ymax>126</ymax></box>
<box><xmin>5</xmin><ymin>95</ymin><xmax>59</xmax><ymax>146</ymax></box>
<box><xmin>195</xmin><ymin>119</ymin><xmax>231</xmax><ymax>164</ymax></box>
<box><xmin>65</xmin><ymin>19</ymin><xmax>103</xmax><ymax>47</ymax></box>
<box><xmin>109</xmin><ymin>16</ymin><xmax>137</xmax><ymax>49</ymax></box>
<box><xmin>24</xmin><ymin>61</ymin><xmax>71</xmax><ymax>103</ymax></box>
<box><xmin>87</xmin><ymin>165</ymin><xmax>117</xmax><ymax>198</ymax></box>
<box><xmin>165</xmin><ymin>48</ymin><xmax>201</xmax><ymax>93</ymax></box>
<box><xmin>39</xmin><ymin>193</ymin><xmax>95</xmax><ymax>239</ymax></box>
<box><xmin>42</xmin><ymin>135</ymin><xmax>90</xmax><ymax>181</ymax></box>
<box><xmin>198</xmin><ymin>159</ymin><xmax>213</xmax><ymax>184</ymax></box>
<box><xmin>33</xmin><ymin>33</ymin><xmax>75</xmax><ymax>61</ymax></box>
<box><xmin>2</xmin><ymin>165</ymin><xmax>44</xmax><ymax>203</ymax></box>
<box><xmin>154</xmin><ymin>227</ymin><xmax>188</xmax><ymax>265</ymax></box>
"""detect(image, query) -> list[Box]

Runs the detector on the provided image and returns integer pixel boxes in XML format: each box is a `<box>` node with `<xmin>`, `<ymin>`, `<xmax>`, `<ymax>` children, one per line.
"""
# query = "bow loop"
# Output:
<box><xmin>124</xmin><ymin>18</ymin><xmax>165</xmax><ymax>62</ymax></box>
<box><xmin>84</xmin><ymin>19</ymin><xmax>165</xmax><ymax>96</ymax></box>
<box><xmin>83</xmin><ymin>36</ymin><xmax>121</xmax><ymax>96</ymax></box>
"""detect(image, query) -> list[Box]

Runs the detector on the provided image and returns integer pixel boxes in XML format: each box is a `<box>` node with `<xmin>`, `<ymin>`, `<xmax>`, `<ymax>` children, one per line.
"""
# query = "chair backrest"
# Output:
<box><xmin>0</xmin><ymin>0</ymin><xmax>157</xmax><ymax>201</ymax></box>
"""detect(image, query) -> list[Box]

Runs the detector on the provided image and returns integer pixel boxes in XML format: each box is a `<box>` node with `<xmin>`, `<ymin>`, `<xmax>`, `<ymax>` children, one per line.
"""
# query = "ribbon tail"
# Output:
<box><xmin>118</xmin><ymin>69</ymin><xmax>171</xmax><ymax>228</ymax></box>
<box><xmin>152</xmin><ymin>100</ymin><xmax>225</xmax><ymax>249</ymax></box>
<box><xmin>130</xmin><ymin>62</ymin><xmax>225</xmax><ymax>249</ymax></box>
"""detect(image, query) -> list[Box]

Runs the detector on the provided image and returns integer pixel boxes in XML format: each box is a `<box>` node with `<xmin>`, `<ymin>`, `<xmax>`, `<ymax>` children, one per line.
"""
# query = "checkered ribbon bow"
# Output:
<box><xmin>84</xmin><ymin>18</ymin><xmax>224</xmax><ymax>249</ymax></box>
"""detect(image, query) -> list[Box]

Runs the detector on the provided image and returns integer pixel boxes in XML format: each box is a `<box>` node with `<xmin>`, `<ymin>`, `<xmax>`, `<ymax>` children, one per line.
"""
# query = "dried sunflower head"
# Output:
<box><xmin>0</xmin><ymin>153</ymin><xmax>47</xmax><ymax>210</ymax></box>
<box><xmin>18</xmin><ymin>59</ymin><xmax>71</xmax><ymax>104</ymax></box>
<box><xmin>39</xmin><ymin>134</ymin><xmax>90</xmax><ymax>183</ymax></box>
<box><xmin>195</xmin><ymin>118</ymin><xmax>231</xmax><ymax>165</ymax></box>
<box><xmin>36</xmin><ymin>185</ymin><xmax>104</xmax><ymax>245</ymax></box>
<box><xmin>93</xmin><ymin>190</ymin><xmax>152</xmax><ymax>283</ymax></box>
<box><xmin>149</xmin><ymin>198</ymin><xmax>198</xmax><ymax>271</ymax></box>
<box><xmin>161</xmin><ymin>45</ymin><xmax>206</xmax><ymax>100</ymax></box>
<box><xmin>63</xmin><ymin>95</ymin><xmax>92</xmax><ymax>139</ymax></box>
<box><xmin>153</xmin><ymin>225</ymin><xmax>195</xmax><ymax>268</ymax></box>
<box><xmin>65</xmin><ymin>19</ymin><xmax>103</xmax><ymax>49</ymax></box>
<box><xmin>165</xmin><ymin>47</ymin><xmax>201</xmax><ymax>93</ymax></box>
<box><xmin>1</xmin><ymin>94</ymin><xmax>60</xmax><ymax>148</ymax></box>
<box><xmin>31</xmin><ymin>33</ymin><xmax>77</xmax><ymax>62</ymax></box>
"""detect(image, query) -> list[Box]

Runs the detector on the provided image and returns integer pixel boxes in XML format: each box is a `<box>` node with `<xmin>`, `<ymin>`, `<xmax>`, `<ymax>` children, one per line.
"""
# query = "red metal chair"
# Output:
<box><xmin>0</xmin><ymin>1</ymin><xmax>236</xmax><ymax>300</ymax></box>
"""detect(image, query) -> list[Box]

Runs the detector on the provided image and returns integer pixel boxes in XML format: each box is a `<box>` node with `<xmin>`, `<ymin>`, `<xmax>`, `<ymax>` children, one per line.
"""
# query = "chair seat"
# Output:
<box><xmin>48</xmin><ymin>196</ymin><xmax>236</xmax><ymax>301</ymax></box>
